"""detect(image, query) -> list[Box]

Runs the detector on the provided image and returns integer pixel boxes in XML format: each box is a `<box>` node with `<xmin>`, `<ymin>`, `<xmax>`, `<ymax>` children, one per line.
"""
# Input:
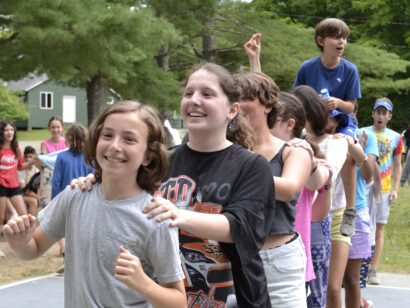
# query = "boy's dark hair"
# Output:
<box><xmin>290</xmin><ymin>85</ymin><xmax>329</xmax><ymax>137</ymax></box>
<box><xmin>186</xmin><ymin>62</ymin><xmax>255</xmax><ymax>150</ymax></box>
<box><xmin>315</xmin><ymin>18</ymin><xmax>350</xmax><ymax>51</ymax></box>
<box><xmin>0</xmin><ymin>119</ymin><xmax>20</xmax><ymax>159</ymax></box>
<box><xmin>24</xmin><ymin>146</ymin><xmax>36</xmax><ymax>156</ymax></box>
<box><xmin>65</xmin><ymin>123</ymin><xmax>87</xmax><ymax>154</ymax></box>
<box><xmin>85</xmin><ymin>100</ymin><xmax>169</xmax><ymax>194</ymax></box>
<box><xmin>234</xmin><ymin>72</ymin><xmax>281</xmax><ymax>129</ymax></box>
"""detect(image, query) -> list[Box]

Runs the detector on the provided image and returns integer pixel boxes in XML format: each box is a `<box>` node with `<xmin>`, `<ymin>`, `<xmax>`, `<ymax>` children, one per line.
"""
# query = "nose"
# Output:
<box><xmin>191</xmin><ymin>91</ymin><xmax>201</xmax><ymax>104</ymax></box>
<box><xmin>108</xmin><ymin>137</ymin><xmax>121</xmax><ymax>151</ymax></box>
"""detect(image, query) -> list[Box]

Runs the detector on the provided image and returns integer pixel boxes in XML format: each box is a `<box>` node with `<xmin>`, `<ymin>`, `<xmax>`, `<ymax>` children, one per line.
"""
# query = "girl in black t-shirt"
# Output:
<box><xmin>144</xmin><ymin>63</ymin><xmax>275</xmax><ymax>308</ymax></box>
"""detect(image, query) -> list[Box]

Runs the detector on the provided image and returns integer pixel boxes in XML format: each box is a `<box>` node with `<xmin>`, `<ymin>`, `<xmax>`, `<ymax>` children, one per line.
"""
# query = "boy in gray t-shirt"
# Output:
<box><xmin>3</xmin><ymin>101</ymin><xmax>186</xmax><ymax>307</ymax></box>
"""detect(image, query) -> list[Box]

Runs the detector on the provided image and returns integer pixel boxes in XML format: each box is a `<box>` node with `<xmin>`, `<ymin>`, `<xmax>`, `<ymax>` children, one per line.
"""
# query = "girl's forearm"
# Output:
<box><xmin>179</xmin><ymin>211</ymin><xmax>233</xmax><ymax>243</ymax></box>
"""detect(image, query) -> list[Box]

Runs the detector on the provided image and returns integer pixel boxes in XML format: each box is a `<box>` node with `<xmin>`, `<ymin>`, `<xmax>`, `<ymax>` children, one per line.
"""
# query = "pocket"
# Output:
<box><xmin>273</xmin><ymin>248</ymin><xmax>305</xmax><ymax>274</ymax></box>
<box><xmin>100</xmin><ymin>231</ymin><xmax>143</xmax><ymax>274</ymax></box>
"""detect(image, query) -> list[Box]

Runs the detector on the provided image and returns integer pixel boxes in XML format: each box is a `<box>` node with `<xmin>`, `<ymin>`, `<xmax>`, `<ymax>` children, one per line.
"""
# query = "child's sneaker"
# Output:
<box><xmin>0</xmin><ymin>247</ymin><xmax>5</xmax><ymax>258</ymax></box>
<box><xmin>340</xmin><ymin>208</ymin><xmax>356</xmax><ymax>237</ymax></box>
<box><xmin>367</xmin><ymin>268</ymin><xmax>380</xmax><ymax>285</ymax></box>
<box><xmin>361</xmin><ymin>298</ymin><xmax>373</xmax><ymax>308</ymax></box>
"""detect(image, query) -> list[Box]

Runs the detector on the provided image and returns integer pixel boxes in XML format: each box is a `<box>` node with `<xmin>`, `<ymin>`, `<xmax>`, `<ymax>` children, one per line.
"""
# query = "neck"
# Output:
<box><xmin>187</xmin><ymin>131</ymin><xmax>231</xmax><ymax>152</ymax></box>
<box><xmin>100</xmin><ymin>176</ymin><xmax>142</xmax><ymax>201</ymax></box>
<box><xmin>321</xmin><ymin>54</ymin><xmax>340</xmax><ymax>69</ymax></box>
<box><xmin>373</xmin><ymin>124</ymin><xmax>386</xmax><ymax>132</ymax></box>
<box><xmin>50</xmin><ymin>135</ymin><xmax>61</xmax><ymax>143</ymax></box>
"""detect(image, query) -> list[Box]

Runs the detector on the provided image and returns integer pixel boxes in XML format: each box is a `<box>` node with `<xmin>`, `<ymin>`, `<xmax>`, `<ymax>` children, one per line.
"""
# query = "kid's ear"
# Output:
<box><xmin>287</xmin><ymin>118</ymin><xmax>296</xmax><ymax>132</ymax></box>
<box><xmin>142</xmin><ymin>152</ymin><xmax>152</xmax><ymax>167</ymax></box>
<box><xmin>316</xmin><ymin>36</ymin><xmax>324</xmax><ymax>47</ymax></box>
<box><xmin>228</xmin><ymin>102</ymin><xmax>240</xmax><ymax>121</ymax></box>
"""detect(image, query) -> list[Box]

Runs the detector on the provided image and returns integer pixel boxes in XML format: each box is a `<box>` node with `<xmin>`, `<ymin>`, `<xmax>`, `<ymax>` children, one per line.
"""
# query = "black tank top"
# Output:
<box><xmin>268</xmin><ymin>143</ymin><xmax>299</xmax><ymax>235</ymax></box>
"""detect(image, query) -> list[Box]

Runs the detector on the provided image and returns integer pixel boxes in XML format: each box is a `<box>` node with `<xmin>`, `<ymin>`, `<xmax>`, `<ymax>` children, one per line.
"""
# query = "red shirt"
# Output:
<box><xmin>0</xmin><ymin>147</ymin><xmax>24</xmax><ymax>188</ymax></box>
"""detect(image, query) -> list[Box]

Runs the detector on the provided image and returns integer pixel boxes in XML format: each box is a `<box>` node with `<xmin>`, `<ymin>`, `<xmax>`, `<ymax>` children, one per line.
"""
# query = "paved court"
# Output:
<box><xmin>0</xmin><ymin>272</ymin><xmax>409</xmax><ymax>307</ymax></box>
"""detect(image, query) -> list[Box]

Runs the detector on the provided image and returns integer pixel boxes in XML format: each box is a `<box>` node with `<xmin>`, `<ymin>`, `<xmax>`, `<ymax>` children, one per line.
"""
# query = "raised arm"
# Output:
<box><xmin>244</xmin><ymin>33</ymin><xmax>262</xmax><ymax>73</ymax></box>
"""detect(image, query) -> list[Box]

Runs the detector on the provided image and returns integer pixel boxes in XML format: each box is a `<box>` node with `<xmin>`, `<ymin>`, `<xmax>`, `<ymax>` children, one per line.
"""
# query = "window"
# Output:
<box><xmin>40</xmin><ymin>92</ymin><xmax>53</xmax><ymax>109</ymax></box>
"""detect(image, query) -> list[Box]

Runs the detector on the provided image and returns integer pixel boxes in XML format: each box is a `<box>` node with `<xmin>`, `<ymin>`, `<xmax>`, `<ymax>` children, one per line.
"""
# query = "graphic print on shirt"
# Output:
<box><xmin>156</xmin><ymin>176</ymin><xmax>235</xmax><ymax>308</ymax></box>
<box><xmin>0</xmin><ymin>153</ymin><xmax>18</xmax><ymax>170</ymax></box>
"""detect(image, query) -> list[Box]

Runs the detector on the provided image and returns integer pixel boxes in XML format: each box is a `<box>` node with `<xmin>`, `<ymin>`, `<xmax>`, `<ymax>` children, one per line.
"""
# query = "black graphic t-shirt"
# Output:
<box><xmin>155</xmin><ymin>143</ymin><xmax>275</xmax><ymax>308</ymax></box>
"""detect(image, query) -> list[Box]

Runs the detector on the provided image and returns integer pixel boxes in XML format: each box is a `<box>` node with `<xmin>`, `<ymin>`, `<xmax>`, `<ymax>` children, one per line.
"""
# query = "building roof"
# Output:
<box><xmin>4</xmin><ymin>73</ymin><xmax>49</xmax><ymax>91</ymax></box>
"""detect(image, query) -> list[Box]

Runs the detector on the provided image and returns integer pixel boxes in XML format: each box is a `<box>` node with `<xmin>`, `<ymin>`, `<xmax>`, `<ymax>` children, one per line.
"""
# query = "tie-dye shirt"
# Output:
<box><xmin>364</xmin><ymin>126</ymin><xmax>404</xmax><ymax>193</ymax></box>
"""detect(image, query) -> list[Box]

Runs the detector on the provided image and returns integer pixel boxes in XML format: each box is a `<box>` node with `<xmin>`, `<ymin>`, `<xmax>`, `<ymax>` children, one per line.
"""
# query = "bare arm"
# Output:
<box><xmin>3</xmin><ymin>215</ymin><xmax>55</xmax><ymax>260</ymax></box>
<box><xmin>244</xmin><ymin>33</ymin><xmax>262</xmax><ymax>73</ymax></box>
<box><xmin>274</xmin><ymin>147</ymin><xmax>311</xmax><ymax>202</ymax></box>
<box><xmin>390</xmin><ymin>154</ymin><xmax>402</xmax><ymax>204</ymax></box>
<box><xmin>144</xmin><ymin>197</ymin><xmax>233</xmax><ymax>243</ymax></box>
<box><xmin>115</xmin><ymin>247</ymin><xmax>186</xmax><ymax>308</ymax></box>
<box><xmin>327</xmin><ymin>98</ymin><xmax>355</xmax><ymax>113</ymax></box>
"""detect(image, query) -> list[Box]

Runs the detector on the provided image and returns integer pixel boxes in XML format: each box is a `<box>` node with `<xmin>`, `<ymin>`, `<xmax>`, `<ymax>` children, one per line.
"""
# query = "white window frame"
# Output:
<box><xmin>40</xmin><ymin>92</ymin><xmax>53</xmax><ymax>109</ymax></box>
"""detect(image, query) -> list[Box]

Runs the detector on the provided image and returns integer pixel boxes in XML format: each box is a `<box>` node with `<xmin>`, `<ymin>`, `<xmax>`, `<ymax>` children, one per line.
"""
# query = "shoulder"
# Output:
<box><xmin>340</xmin><ymin>57</ymin><xmax>358</xmax><ymax>70</ymax></box>
<box><xmin>301</xmin><ymin>56</ymin><xmax>321</xmax><ymax>68</ymax></box>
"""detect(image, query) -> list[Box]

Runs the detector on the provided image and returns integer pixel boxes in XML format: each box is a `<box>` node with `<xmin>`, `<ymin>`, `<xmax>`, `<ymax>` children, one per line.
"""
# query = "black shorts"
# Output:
<box><xmin>0</xmin><ymin>185</ymin><xmax>22</xmax><ymax>198</ymax></box>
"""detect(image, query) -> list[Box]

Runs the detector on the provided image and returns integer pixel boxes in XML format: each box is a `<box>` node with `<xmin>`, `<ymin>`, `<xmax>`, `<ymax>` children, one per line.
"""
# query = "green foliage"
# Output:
<box><xmin>0</xmin><ymin>83</ymin><xmax>28</xmax><ymax>121</ymax></box>
<box><xmin>0</xmin><ymin>0</ymin><xmax>181</xmax><ymax>119</ymax></box>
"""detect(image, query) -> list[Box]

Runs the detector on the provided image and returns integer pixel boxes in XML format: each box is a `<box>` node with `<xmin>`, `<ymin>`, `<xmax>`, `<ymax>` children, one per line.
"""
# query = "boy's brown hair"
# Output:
<box><xmin>85</xmin><ymin>100</ymin><xmax>169</xmax><ymax>194</ymax></box>
<box><xmin>315</xmin><ymin>18</ymin><xmax>350</xmax><ymax>51</ymax></box>
<box><xmin>234</xmin><ymin>72</ymin><xmax>281</xmax><ymax>129</ymax></box>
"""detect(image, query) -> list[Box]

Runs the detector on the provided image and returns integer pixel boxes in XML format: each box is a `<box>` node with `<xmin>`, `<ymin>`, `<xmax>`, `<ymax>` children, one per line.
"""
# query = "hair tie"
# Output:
<box><xmin>228</xmin><ymin>123</ymin><xmax>233</xmax><ymax>128</ymax></box>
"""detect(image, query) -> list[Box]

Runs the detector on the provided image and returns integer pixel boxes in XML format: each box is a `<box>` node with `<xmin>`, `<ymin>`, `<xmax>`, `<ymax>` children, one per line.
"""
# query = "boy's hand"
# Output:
<box><xmin>389</xmin><ymin>191</ymin><xmax>398</xmax><ymax>205</ymax></box>
<box><xmin>3</xmin><ymin>215</ymin><xmax>37</xmax><ymax>249</ymax></box>
<box><xmin>114</xmin><ymin>246</ymin><xmax>148</xmax><ymax>292</ymax></box>
<box><xmin>244</xmin><ymin>33</ymin><xmax>261</xmax><ymax>59</ymax></box>
<box><xmin>326</xmin><ymin>97</ymin><xmax>340</xmax><ymax>110</ymax></box>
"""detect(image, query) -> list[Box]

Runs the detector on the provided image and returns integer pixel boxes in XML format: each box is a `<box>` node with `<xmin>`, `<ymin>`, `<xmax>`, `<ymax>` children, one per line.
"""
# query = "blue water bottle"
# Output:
<box><xmin>320</xmin><ymin>88</ymin><xmax>330</xmax><ymax>100</ymax></box>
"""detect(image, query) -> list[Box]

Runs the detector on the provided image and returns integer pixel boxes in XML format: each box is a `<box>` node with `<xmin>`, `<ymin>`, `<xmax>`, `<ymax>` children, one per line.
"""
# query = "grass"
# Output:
<box><xmin>378</xmin><ymin>184</ymin><xmax>410</xmax><ymax>273</ymax></box>
<box><xmin>17</xmin><ymin>128</ymin><xmax>67</xmax><ymax>141</ymax></box>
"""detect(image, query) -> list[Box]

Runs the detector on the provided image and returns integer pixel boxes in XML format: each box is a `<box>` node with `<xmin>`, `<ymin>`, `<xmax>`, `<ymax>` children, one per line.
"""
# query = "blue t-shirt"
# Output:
<box><xmin>293</xmin><ymin>56</ymin><xmax>361</xmax><ymax>101</ymax></box>
<box><xmin>355</xmin><ymin>129</ymin><xmax>379</xmax><ymax>210</ymax></box>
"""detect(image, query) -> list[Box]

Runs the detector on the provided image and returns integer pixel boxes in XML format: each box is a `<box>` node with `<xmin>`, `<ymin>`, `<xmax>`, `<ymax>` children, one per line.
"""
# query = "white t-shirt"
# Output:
<box><xmin>318</xmin><ymin>135</ymin><xmax>348</xmax><ymax>211</ymax></box>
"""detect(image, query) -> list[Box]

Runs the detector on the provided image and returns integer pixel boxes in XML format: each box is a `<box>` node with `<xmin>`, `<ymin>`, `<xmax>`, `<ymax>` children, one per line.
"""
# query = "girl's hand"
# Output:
<box><xmin>316</xmin><ymin>158</ymin><xmax>333</xmax><ymax>184</ymax></box>
<box><xmin>144</xmin><ymin>197</ymin><xmax>185</xmax><ymax>227</ymax></box>
<box><xmin>287</xmin><ymin>138</ymin><xmax>314</xmax><ymax>160</ymax></box>
<box><xmin>3</xmin><ymin>215</ymin><xmax>37</xmax><ymax>249</ymax></box>
<box><xmin>326</xmin><ymin>97</ymin><xmax>340</xmax><ymax>110</ymax></box>
<box><xmin>114</xmin><ymin>246</ymin><xmax>147</xmax><ymax>292</ymax></box>
<box><xmin>244</xmin><ymin>33</ymin><xmax>261</xmax><ymax>58</ymax></box>
<box><xmin>70</xmin><ymin>173</ymin><xmax>96</xmax><ymax>191</ymax></box>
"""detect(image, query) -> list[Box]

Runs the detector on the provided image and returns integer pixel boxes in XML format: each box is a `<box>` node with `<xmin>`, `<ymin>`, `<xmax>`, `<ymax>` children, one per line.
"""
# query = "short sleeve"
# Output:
<box><xmin>221</xmin><ymin>155</ymin><xmax>275</xmax><ymax>267</ymax></box>
<box><xmin>293</xmin><ymin>65</ymin><xmax>306</xmax><ymax>88</ymax></box>
<box><xmin>393</xmin><ymin>136</ymin><xmax>404</xmax><ymax>156</ymax></box>
<box><xmin>344</xmin><ymin>64</ymin><xmax>361</xmax><ymax>100</ymax></box>
<box><xmin>363</xmin><ymin>130</ymin><xmax>379</xmax><ymax>159</ymax></box>
<box><xmin>38</xmin><ymin>187</ymin><xmax>71</xmax><ymax>241</ymax></box>
<box><xmin>146</xmin><ymin>222</ymin><xmax>184</xmax><ymax>284</ymax></box>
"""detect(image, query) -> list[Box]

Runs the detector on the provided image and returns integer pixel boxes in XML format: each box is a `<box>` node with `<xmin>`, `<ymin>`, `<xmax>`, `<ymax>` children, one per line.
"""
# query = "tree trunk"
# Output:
<box><xmin>155</xmin><ymin>43</ymin><xmax>169</xmax><ymax>71</ymax></box>
<box><xmin>202</xmin><ymin>19</ymin><xmax>216</xmax><ymax>62</ymax></box>
<box><xmin>86</xmin><ymin>74</ymin><xmax>107</xmax><ymax>125</ymax></box>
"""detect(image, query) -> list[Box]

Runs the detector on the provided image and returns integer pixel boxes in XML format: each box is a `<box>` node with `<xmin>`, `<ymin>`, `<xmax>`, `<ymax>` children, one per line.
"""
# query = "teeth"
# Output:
<box><xmin>106</xmin><ymin>157</ymin><xmax>124</xmax><ymax>162</ymax></box>
<box><xmin>189</xmin><ymin>112</ymin><xmax>204</xmax><ymax>117</ymax></box>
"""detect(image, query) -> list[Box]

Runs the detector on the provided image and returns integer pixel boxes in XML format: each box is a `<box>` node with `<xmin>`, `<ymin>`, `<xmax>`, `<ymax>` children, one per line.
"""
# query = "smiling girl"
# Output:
<box><xmin>3</xmin><ymin>101</ymin><xmax>186</xmax><ymax>308</ymax></box>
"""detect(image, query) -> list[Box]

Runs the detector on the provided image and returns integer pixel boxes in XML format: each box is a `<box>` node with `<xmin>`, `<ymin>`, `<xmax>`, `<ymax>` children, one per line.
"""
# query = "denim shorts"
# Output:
<box><xmin>260</xmin><ymin>233</ymin><xmax>307</xmax><ymax>308</ymax></box>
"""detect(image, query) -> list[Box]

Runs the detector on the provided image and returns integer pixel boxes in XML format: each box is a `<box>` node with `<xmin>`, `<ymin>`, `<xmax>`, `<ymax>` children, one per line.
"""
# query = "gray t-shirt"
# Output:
<box><xmin>39</xmin><ymin>184</ymin><xmax>184</xmax><ymax>308</ymax></box>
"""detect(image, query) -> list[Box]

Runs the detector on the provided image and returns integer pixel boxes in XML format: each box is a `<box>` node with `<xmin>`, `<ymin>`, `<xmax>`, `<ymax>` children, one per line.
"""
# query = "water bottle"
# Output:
<box><xmin>320</xmin><ymin>88</ymin><xmax>330</xmax><ymax>100</ymax></box>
